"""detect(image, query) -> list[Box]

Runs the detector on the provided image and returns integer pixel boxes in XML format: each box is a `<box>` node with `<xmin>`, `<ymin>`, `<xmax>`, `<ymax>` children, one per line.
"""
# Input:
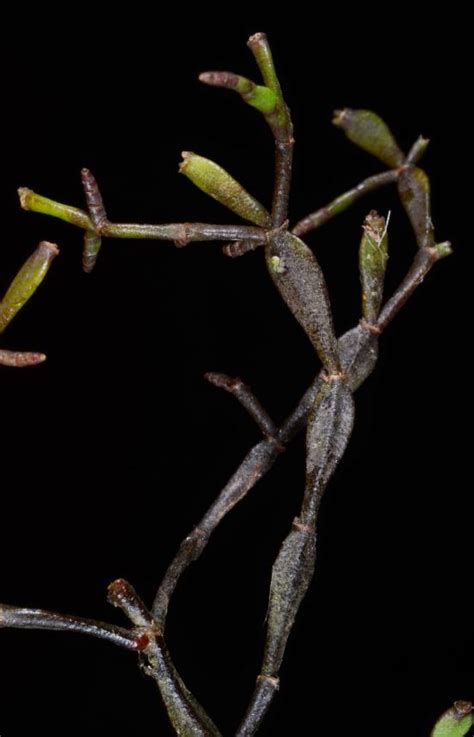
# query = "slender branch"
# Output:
<box><xmin>101</xmin><ymin>222</ymin><xmax>265</xmax><ymax>245</ymax></box>
<box><xmin>205</xmin><ymin>372</ymin><xmax>282</xmax><ymax>447</ymax></box>
<box><xmin>152</xmin><ymin>437</ymin><xmax>282</xmax><ymax>628</ymax></box>
<box><xmin>0</xmin><ymin>602</ymin><xmax>142</xmax><ymax>651</ymax></box>
<box><xmin>292</xmin><ymin>169</ymin><xmax>398</xmax><ymax>237</ymax></box>
<box><xmin>19</xmin><ymin>187</ymin><xmax>266</xmax><ymax>246</ymax></box>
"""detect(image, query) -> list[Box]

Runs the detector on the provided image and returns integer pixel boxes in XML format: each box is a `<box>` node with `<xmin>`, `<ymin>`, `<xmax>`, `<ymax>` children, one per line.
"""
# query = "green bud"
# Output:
<box><xmin>431</xmin><ymin>701</ymin><xmax>473</xmax><ymax>737</ymax></box>
<box><xmin>398</xmin><ymin>166</ymin><xmax>435</xmax><ymax>248</ymax></box>
<box><xmin>333</xmin><ymin>109</ymin><xmax>404</xmax><ymax>168</ymax></box>
<box><xmin>179</xmin><ymin>152</ymin><xmax>271</xmax><ymax>227</ymax></box>
<box><xmin>0</xmin><ymin>241</ymin><xmax>59</xmax><ymax>334</ymax></box>
<box><xmin>359</xmin><ymin>210</ymin><xmax>389</xmax><ymax>323</ymax></box>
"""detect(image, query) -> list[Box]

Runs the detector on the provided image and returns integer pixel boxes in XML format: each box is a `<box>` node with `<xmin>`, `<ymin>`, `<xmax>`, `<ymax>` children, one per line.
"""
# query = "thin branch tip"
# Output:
<box><xmin>205</xmin><ymin>371</ymin><xmax>240</xmax><ymax>390</ymax></box>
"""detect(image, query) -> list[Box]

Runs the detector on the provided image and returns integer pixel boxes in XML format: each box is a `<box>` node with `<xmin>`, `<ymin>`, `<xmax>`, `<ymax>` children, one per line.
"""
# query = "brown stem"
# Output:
<box><xmin>205</xmin><ymin>372</ymin><xmax>282</xmax><ymax>447</ymax></box>
<box><xmin>272</xmin><ymin>138</ymin><xmax>294</xmax><ymax>227</ymax></box>
<box><xmin>377</xmin><ymin>244</ymin><xmax>451</xmax><ymax>332</ymax></box>
<box><xmin>151</xmin><ymin>437</ymin><xmax>282</xmax><ymax>628</ymax></box>
<box><xmin>100</xmin><ymin>221</ymin><xmax>265</xmax><ymax>246</ymax></box>
<box><xmin>0</xmin><ymin>602</ymin><xmax>142</xmax><ymax>651</ymax></box>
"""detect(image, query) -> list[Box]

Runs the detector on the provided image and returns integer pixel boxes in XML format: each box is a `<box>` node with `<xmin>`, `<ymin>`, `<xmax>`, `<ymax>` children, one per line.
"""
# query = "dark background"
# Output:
<box><xmin>0</xmin><ymin>12</ymin><xmax>471</xmax><ymax>736</ymax></box>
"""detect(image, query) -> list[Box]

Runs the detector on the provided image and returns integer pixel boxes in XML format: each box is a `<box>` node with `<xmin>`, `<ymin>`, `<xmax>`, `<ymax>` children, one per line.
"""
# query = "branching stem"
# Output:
<box><xmin>2</xmin><ymin>31</ymin><xmax>453</xmax><ymax>737</ymax></box>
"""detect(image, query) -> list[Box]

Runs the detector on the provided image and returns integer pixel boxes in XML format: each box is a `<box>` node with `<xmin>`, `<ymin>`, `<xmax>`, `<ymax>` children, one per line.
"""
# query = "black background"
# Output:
<box><xmin>0</xmin><ymin>11</ymin><xmax>471</xmax><ymax>736</ymax></box>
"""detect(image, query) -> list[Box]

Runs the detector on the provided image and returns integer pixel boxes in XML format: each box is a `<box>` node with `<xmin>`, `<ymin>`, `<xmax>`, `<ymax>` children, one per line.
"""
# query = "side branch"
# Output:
<box><xmin>292</xmin><ymin>170</ymin><xmax>398</xmax><ymax>237</ymax></box>
<box><xmin>205</xmin><ymin>372</ymin><xmax>283</xmax><ymax>448</ymax></box>
<box><xmin>0</xmin><ymin>602</ymin><xmax>142</xmax><ymax>651</ymax></box>
<box><xmin>19</xmin><ymin>188</ymin><xmax>266</xmax><ymax>247</ymax></box>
